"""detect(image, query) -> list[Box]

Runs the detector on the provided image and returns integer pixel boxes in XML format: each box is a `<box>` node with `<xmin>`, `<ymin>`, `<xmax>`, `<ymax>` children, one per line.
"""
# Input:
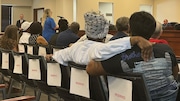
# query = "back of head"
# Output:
<box><xmin>151</xmin><ymin>21</ymin><xmax>162</xmax><ymax>39</ymax></box>
<box><xmin>30</xmin><ymin>22</ymin><xmax>42</xmax><ymax>35</ymax></box>
<box><xmin>116</xmin><ymin>17</ymin><xmax>129</xmax><ymax>31</ymax></box>
<box><xmin>44</xmin><ymin>9</ymin><xmax>51</xmax><ymax>17</ymax></box>
<box><xmin>84</xmin><ymin>11</ymin><xmax>109</xmax><ymax>41</ymax></box>
<box><xmin>21</xmin><ymin>21</ymin><xmax>32</xmax><ymax>31</ymax></box>
<box><xmin>69</xmin><ymin>22</ymin><xmax>80</xmax><ymax>34</ymax></box>
<box><xmin>130</xmin><ymin>11</ymin><xmax>156</xmax><ymax>39</ymax></box>
<box><xmin>4</xmin><ymin>25</ymin><xmax>18</xmax><ymax>40</ymax></box>
<box><xmin>58</xmin><ymin>18</ymin><xmax>68</xmax><ymax>32</ymax></box>
<box><xmin>0</xmin><ymin>25</ymin><xmax>18</xmax><ymax>50</ymax></box>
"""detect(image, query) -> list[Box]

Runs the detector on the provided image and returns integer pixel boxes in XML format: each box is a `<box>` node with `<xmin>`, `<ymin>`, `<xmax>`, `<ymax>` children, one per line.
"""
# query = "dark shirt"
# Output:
<box><xmin>56</xmin><ymin>29</ymin><xmax>80</xmax><ymax>47</ymax></box>
<box><xmin>101</xmin><ymin>43</ymin><xmax>178</xmax><ymax>100</ymax></box>
<box><xmin>110</xmin><ymin>31</ymin><xmax>128</xmax><ymax>40</ymax></box>
<box><xmin>16</xmin><ymin>20</ymin><xmax>26</xmax><ymax>29</ymax></box>
<box><xmin>49</xmin><ymin>33</ymin><xmax>59</xmax><ymax>46</ymax></box>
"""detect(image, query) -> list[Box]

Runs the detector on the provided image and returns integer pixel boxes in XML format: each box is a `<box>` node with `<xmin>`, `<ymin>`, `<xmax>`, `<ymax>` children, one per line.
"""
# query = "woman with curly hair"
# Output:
<box><xmin>0</xmin><ymin>25</ymin><xmax>19</xmax><ymax>52</ymax></box>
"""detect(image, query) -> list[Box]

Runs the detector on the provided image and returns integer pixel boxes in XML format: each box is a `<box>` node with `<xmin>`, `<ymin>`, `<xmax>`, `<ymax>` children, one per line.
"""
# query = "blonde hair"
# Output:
<box><xmin>41</xmin><ymin>9</ymin><xmax>52</xmax><ymax>27</ymax></box>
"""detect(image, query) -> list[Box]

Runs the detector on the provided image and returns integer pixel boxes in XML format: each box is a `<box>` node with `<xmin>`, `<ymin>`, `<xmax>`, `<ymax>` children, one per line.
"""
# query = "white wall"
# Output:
<box><xmin>154</xmin><ymin>0</ymin><xmax>180</xmax><ymax>23</ymax></box>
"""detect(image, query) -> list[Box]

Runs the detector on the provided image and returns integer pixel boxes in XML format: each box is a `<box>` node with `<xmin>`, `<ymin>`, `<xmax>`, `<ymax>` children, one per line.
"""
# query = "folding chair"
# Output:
<box><xmin>6</xmin><ymin>51</ymin><xmax>28</xmax><ymax>97</ymax></box>
<box><xmin>46</xmin><ymin>60</ymin><xmax>75</xmax><ymax>101</ymax></box>
<box><xmin>0</xmin><ymin>48</ymin><xmax>13</xmax><ymax>82</ymax></box>
<box><xmin>0</xmin><ymin>49</ymin><xmax>15</xmax><ymax>98</ymax></box>
<box><xmin>108</xmin><ymin>73</ymin><xmax>152</xmax><ymax>101</ymax></box>
<box><xmin>68</xmin><ymin>61</ymin><xmax>108</xmax><ymax>101</ymax></box>
<box><xmin>26</xmin><ymin>54</ymin><xmax>59</xmax><ymax>101</ymax></box>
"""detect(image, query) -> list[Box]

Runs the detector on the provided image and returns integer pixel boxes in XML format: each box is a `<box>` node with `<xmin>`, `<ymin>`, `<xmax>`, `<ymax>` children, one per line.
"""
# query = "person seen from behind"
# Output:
<box><xmin>86</xmin><ymin>11</ymin><xmax>179</xmax><ymax>101</ymax></box>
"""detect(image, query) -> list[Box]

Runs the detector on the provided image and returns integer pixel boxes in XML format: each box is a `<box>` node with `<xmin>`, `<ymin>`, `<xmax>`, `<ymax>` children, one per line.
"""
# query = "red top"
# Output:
<box><xmin>149</xmin><ymin>38</ymin><xmax>168</xmax><ymax>44</ymax></box>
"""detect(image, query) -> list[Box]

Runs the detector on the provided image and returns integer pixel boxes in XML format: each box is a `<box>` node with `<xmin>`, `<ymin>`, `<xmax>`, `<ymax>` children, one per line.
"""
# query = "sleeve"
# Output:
<box><xmin>89</xmin><ymin>37</ymin><xmax>131</xmax><ymax>61</ymax></box>
<box><xmin>101</xmin><ymin>54</ymin><xmax>123</xmax><ymax>74</ymax></box>
<box><xmin>49</xmin><ymin>18</ymin><xmax>56</xmax><ymax>29</ymax></box>
<box><xmin>52</xmin><ymin>47</ymin><xmax>72</xmax><ymax>66</ymax></box>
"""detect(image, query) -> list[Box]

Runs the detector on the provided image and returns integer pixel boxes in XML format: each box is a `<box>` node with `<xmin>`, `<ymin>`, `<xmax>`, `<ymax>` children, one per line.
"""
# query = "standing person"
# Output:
<box><xmin>110</xmin><ymin>16</ymin><xmax>130</xmax><ymax>40</ymax></box>
<box><xmin>0</xmin><ymin>25</ymin><xmax>19</xmax><ymax>52</ymax></box>
<box><xmin>42</xmin><ymin>9</ymin><xmax>58</xmax><ymax>42</ymax></box>
<box><xmin>86</xmin><ymin>11</ymin><xmax>179</xmax><ymax>101</ymax></box>
<box><xmin>56</xmin><ymin>22</ymin><xmax>80</xmax><ymax>47</ymax></box>
<box><xmin>16</xmin><ymin>14</ymin><xmax>26</xmax><ymax>31</ymax></box>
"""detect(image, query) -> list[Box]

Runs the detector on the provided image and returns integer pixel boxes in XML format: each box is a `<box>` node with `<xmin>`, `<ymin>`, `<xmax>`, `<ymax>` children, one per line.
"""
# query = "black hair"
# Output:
<box><xmin>30</xmin><ymin>22</ymin><xmax>42</xmax><ymax>35</ymax></box>
<box><xmin>130</xmin><ymin>11</ymin><xmax>156</xmax><ymax>39</ymax></box>
<box><xmin>58</xmin><ymin>18</ymin><xmax>68</xmax><ymax>32</ymax></box>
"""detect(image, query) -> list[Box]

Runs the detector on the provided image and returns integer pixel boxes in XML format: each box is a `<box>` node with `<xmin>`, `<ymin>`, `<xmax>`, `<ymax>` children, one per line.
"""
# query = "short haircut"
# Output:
<box><xmin>130</xmin><ymin>11</ymin><xmax>156</xmax><ymax>39</ymax></box>
<box><xmin>69</xmin><ymin>22</ymin><xmax>80</xmax><ymax>34</ymax></box>
<box><xmin>116</xmin><ymin>17</ymin><xmax>129</xmax><ymax>31</ymax></box>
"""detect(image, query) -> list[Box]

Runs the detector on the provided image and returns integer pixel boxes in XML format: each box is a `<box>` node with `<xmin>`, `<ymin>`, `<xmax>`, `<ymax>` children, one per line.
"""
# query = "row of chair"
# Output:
<box><xmin>4</xmin><ymin>43</ymin><xmax>180</xmax><ymax>101</ymax></box>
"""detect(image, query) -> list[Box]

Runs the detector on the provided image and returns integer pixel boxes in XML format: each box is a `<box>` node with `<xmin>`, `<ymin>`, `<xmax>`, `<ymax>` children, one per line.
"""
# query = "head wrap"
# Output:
<box><xmin>84</xmin><ymin>11</ymin><xmax>109</xmax><ymax>39</ymax></box>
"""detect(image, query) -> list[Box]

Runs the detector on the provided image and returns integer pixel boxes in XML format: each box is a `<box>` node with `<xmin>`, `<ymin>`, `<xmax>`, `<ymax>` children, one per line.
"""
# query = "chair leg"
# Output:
<box><xmin>35</xmin><ymin>90</ymin><xmax>41</xmax><ymax>101</ymax></box>
<box><xmin>7</xmin><ymin>79</ymin><xmax>14</xmax><ymax>98</ymax></box>
<box><xmin>21</xmin><ymin>82</ymin><xmax>26</xmax><ymax>96</ymax></box>
<box><xmin>48</xmin><ymin>95</ymin><xmax>51</xmax><ymax>101</ymax></box>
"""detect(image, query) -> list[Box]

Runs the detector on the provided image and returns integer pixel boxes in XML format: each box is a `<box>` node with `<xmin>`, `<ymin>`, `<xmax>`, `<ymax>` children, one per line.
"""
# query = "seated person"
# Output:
<box><xmin>149</xmin><ymin>21</ymin><xmax>168</xmax><ymax>44</ymax></box>
<box><xmin>46</xmin><ymin>11</ymin><xmax>153</xmax><ymax>66</ymax></box>
<box><xmin>56</xmin><ymin>22</ymin><xmax>80</xmax><ymax>47</ymax></box>
<box><xmin>86</xmin><ymin>11</ymin><xmax>179</xmax><ymax>101</ymax></box>
<box><xmin>19</xmin><ymin>21</ymin><xmax>32</xmax><ymax>44</ymax></box>
<box><xmin>110</xmin><ymin>16</ymin><xmax>130</xmax><ymax>40</ymax></box>
<box><xmin>29</xmin><ymin>22</ymin><xmax>48</xmax><ymax>45</ymax></box>
<box><xmin>49</xmin><ymin>18</ymin><xmax>69</xmax><ymax>45</ymax></box>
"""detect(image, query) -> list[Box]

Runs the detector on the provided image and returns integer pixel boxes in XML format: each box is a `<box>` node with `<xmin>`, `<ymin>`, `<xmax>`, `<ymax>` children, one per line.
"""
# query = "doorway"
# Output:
<box><xmin>33</xmin><ymin>8</ymin><xmax>44</xmax><ymax>22</ymax></box>
<box><xmin>99</xmin><ymin>2</ymin><xmax>114</xmax><ymax>24</ymax></box>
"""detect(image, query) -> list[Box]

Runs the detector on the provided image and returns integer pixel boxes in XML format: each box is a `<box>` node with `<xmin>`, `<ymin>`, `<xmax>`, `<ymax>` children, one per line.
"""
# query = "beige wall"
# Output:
<box><xmin>76</xmin><ymin>0</ymin><xmax>153</xmax><ymax>29</ymax></box>
<box><xmin>1</xmin><ymin>0</ymin><xmax>33</xmax><ymax>26</ymax></box>
<box><xmin>1</xmin><ymin>0</ymin><xmax>180</xmax><ymax>31</ymax></box>
<box><xmin>32</xmin><ymin>0</ymin><xmax>73</xmax><ymax>26</ymax></box>
<box><xmin>154</xmin><ymin>0</ymin><xmax>180</xmax><ymax>24</ymax></box>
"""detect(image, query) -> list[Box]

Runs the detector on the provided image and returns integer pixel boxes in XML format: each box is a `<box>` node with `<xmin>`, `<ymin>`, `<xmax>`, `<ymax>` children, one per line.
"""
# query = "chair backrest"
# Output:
<box><xmin>26</xmin><ymin>44</ymin><xmax>38</xmax><ymax>55</ymax></box>
<box><xmin>18</xmin><ymin>43</ymin><xmax>27</xmax><ymax>53</ymax></box>
<box><xmin>11</xmin><ymin>51</ymin><xmax>28</xmax><ymax>75</ymax></box>
<box><xmin>108</xmin><ymin>73</ymin><xmax>152</xmax><ymax>101</ymax></box>
<box><xmin>50</xmin><ymin>45</ymin><xmax>65</xmax><ymax>54</ymax></box>
<box><xmin>37</xmin><ymin>44</ymin><xmax>51</xmax><ymax>56</ymax></box>
<box><xmin>0</xmin><ymin>49</ymin><xmax>13</xmax><ymax>75</ymax></box>
<box><xmin>27</xmin><ymin>54</ymin><xmax>46</xmax><ymax>81</ymax></box>
<box><xmin>68</xmin><ymin>61</ymin><xmax>108</xmax><ymax>101</ymax></box>
<box><xmin>46</xmin><ymin>60</ymin><xmax>62</xmax><ymax>87</ymax></box>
